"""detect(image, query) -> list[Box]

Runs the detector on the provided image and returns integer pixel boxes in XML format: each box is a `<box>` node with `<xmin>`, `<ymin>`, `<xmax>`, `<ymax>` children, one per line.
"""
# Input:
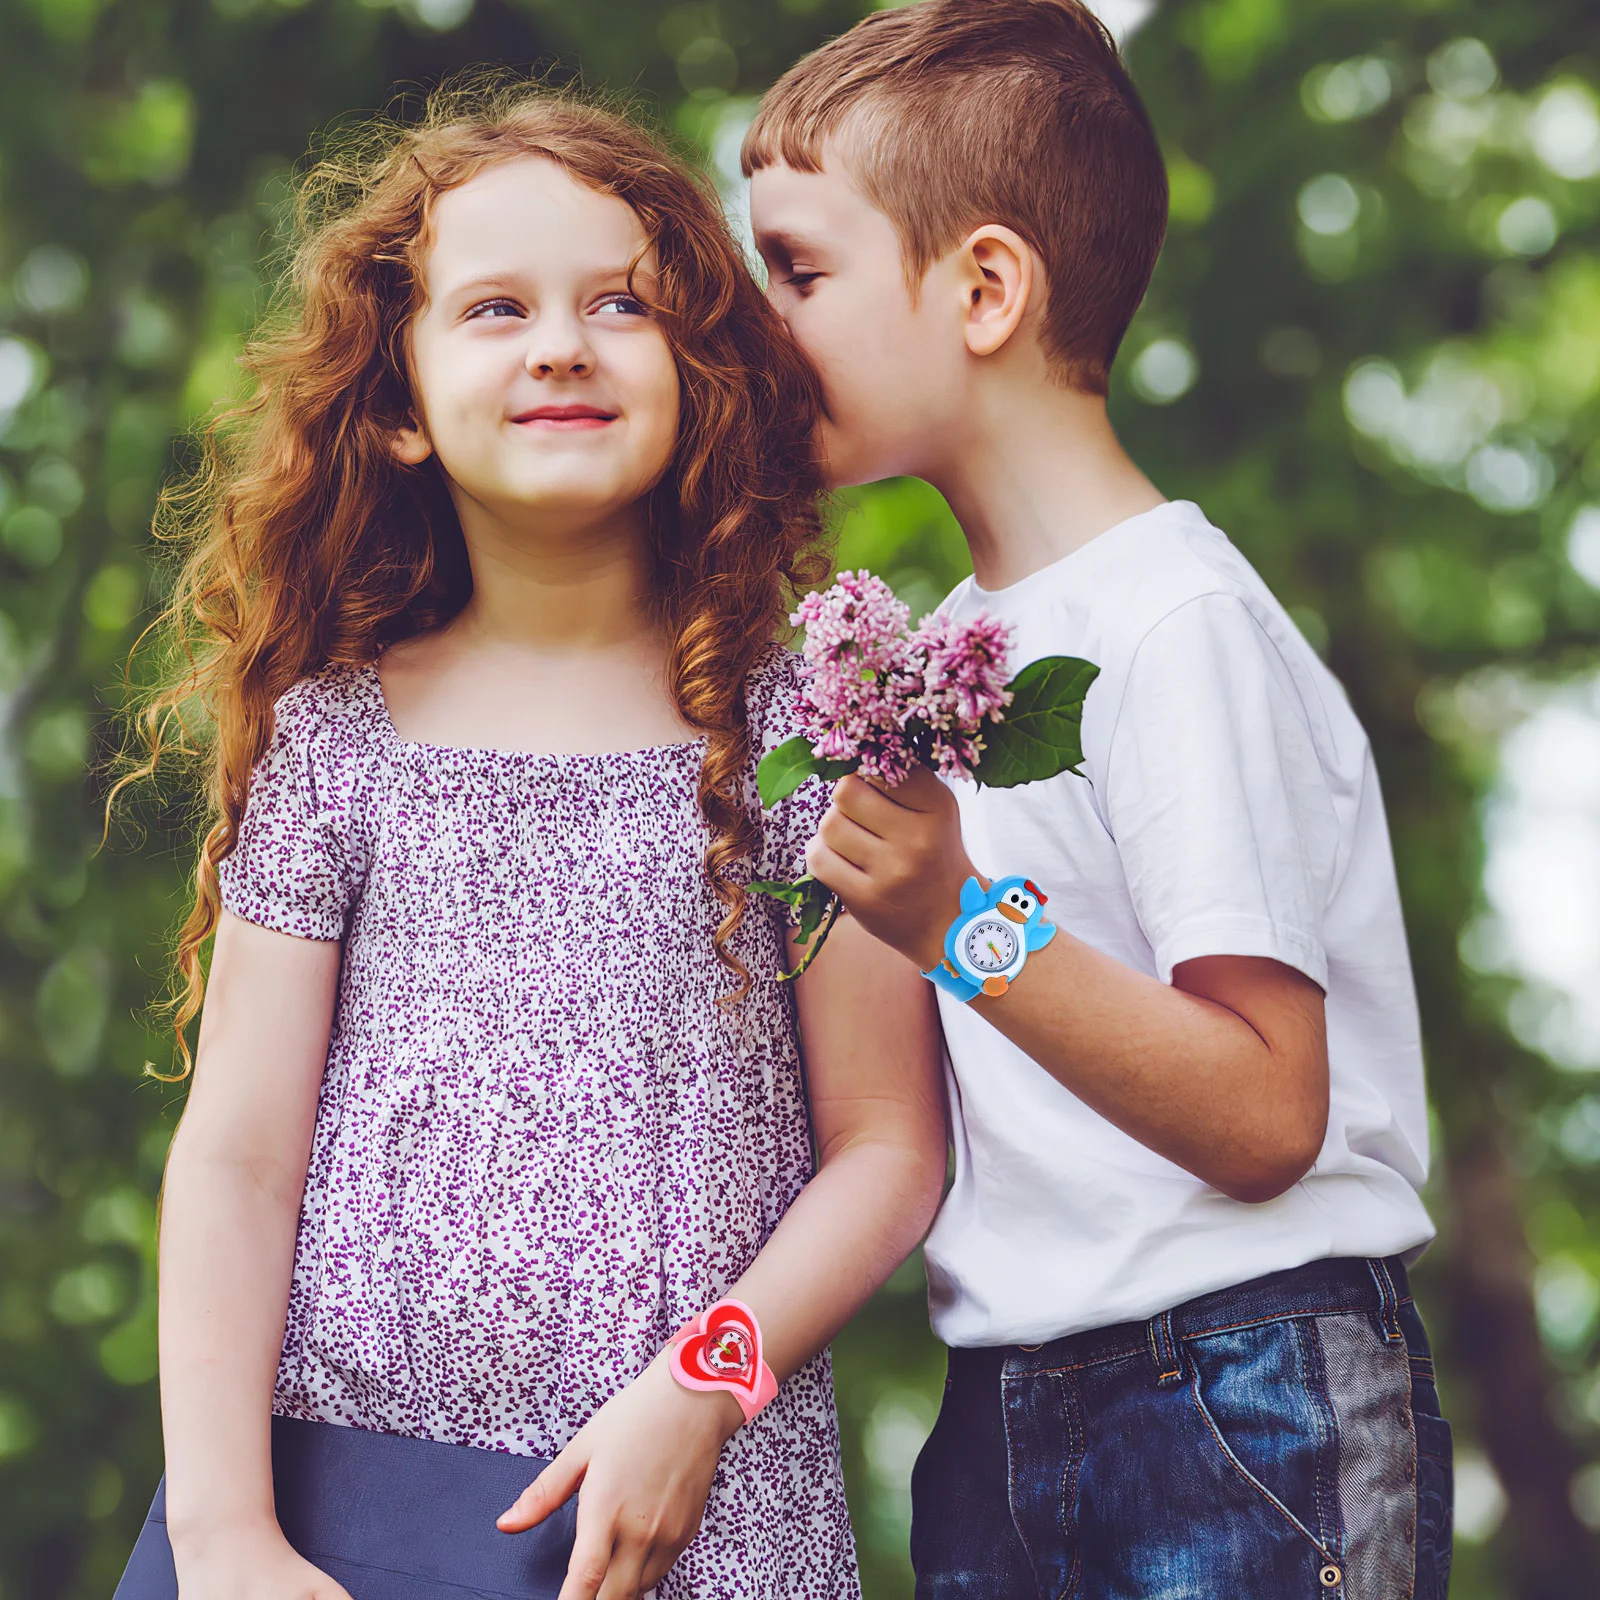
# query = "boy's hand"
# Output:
<box><xmin>806</xmin><ymin>768</ymin><xmax>976</xmax><ymax>972</ymax></box>
<box><xmin>498</xmin><ymin>1355</ymin><xmax>742</xmax><ymax>1600</ymax></box>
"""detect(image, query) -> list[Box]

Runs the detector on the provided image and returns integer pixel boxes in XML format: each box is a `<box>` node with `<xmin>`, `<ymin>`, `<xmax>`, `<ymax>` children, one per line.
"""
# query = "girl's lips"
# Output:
<box><xmin>512</xmin><ymin>405</ymin><xmax>618</xmax><ymax>430</ymax></box>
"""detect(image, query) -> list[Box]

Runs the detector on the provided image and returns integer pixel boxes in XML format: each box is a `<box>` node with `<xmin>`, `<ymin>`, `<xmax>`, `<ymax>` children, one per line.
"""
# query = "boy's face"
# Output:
<box><xmin>751</xmin><ymin>154</ymin><xmax>966</xmax><ymax>489</ymax></box>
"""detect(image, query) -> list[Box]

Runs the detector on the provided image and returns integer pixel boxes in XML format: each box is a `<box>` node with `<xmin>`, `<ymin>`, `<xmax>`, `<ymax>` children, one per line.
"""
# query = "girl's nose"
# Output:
<box><xmin>525</xmin><ymin>315</ymin><xmax>595</xmax><ymax>379</ymax></box>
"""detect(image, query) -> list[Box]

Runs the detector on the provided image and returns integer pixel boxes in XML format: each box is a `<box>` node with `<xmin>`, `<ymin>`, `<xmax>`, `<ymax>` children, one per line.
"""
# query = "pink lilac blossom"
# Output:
<box><xmin>791</xmin><ymin>573</ymin><xmax>1015</xmax><ymax>784</ymax></box>
<box><xmin>908</xmin><ymin>612</ymin><xmax>1015</xmax><ymax>777</ymax></box>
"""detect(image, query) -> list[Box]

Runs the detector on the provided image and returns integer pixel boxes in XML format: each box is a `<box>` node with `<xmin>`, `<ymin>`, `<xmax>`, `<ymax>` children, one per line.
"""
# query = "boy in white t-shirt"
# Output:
<box><xmin>746</xmin><ymin>3</ymin><xmax>1452</xmax><ymax>1596</ymax></box>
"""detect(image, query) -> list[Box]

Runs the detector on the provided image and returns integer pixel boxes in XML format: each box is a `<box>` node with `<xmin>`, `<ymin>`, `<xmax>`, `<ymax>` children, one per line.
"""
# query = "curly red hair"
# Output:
<box><xmin>121</xmin><ymin>81</ymin><xmax>829</xmax><ymax>1073</ymax></box>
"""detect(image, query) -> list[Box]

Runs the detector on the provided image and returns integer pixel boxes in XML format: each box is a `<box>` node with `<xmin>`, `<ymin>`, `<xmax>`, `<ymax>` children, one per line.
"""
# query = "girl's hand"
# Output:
<box><xmin>498</xmin><ymin>1354</ymin><xmax>743</xmax><ymax>1600</ymax></box>
<box><xmin>172</xmin><ymin>1519</ymin><xmax>355</xmax><ymax>1600</ymax></box>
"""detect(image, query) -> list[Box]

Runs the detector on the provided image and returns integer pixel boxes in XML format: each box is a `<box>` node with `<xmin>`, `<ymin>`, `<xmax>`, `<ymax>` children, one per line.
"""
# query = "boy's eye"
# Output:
<box><xmin>465</xmin><ymin>298</ymin><xmax>523</xmax><ymax>321</ymax></box>
<box><xmin>593</xmin><ymin>293</ymin><xmax>650</xmax><ymax>317</ymax></box>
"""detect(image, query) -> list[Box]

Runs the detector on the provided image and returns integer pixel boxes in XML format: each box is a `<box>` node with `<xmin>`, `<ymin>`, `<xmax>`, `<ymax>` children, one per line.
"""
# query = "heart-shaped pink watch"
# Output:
<box><xmin>667</xmin><ymin>1298</ymin><xmax>780</xmax><ymax>1423</ymax></box>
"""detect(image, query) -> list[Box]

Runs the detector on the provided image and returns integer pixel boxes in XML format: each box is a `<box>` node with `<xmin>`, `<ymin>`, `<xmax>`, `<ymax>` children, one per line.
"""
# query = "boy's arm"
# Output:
<box><xmin>808</xmin><ymin>768</ymin><xmax>1329</xmax><ymax>1204</ymax></box>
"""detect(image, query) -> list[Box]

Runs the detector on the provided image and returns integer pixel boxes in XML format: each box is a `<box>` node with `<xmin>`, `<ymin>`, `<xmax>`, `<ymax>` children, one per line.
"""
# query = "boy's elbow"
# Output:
<box><xmin>1214</xmin><ymin>1112</ymin><xmax>1327</xmax><ymax>1206</ymax></box>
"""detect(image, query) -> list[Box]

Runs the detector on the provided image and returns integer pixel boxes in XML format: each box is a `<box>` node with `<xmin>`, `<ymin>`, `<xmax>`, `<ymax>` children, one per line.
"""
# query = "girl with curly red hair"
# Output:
<box><xmin>113</xmin><ymin>83</ymin><xmax>943</xmax><ymax>1600</ymax></box>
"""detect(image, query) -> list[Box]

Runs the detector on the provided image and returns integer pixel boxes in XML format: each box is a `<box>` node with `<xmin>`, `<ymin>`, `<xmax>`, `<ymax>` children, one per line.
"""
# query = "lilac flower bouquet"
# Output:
<box><xmin>752</xmin><ymin>571</ymin><xmax>1099</xmax><ymax>978</ymax></box>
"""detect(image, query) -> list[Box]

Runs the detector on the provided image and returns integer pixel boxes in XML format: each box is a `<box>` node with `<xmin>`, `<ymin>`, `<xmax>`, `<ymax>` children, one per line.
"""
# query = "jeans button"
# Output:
<box><xmin>1319</xmin><ymin>1563</ymin><xmax>1342</xmax><ymax>1588</ymax></box>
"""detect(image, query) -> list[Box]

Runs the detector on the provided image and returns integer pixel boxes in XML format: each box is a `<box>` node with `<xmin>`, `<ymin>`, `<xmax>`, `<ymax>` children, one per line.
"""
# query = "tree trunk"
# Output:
<box><xmin>1443</xmin><ymin>1124</ymin><xmax>1600</xmax><ymax>1599</ymax></box>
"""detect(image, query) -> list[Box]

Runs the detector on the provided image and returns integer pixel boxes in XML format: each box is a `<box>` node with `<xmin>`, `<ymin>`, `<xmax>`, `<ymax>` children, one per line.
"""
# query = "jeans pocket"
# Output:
<box><xmin>1185</xmin><ymin>1320</ymin><xmax>1338</xmax><ymax>1557</ymax></box>
<box><xmin>1413</xmin><ymin>1412</ymin><xmax>1454</xmax><ymax>1600</ymax></box>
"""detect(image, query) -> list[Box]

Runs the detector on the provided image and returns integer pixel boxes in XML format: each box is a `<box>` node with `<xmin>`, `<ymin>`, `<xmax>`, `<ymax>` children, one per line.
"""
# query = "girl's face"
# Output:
<box><xmin>398</xmin><ymin>156</ymin><xmax>680</xmax><ymax>532</ymax></box>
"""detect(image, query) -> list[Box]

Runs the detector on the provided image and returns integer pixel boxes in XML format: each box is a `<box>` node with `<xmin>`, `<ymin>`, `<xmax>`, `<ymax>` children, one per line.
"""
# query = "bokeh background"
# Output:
<box><xmin>2</xmin><ymin>0</ymin><xmax>1600</xmax><ymax>1594</ymax></box>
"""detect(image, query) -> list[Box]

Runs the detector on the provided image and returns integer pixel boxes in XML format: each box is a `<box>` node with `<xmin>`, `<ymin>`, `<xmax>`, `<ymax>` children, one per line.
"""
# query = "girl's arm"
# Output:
<box><xmin>158</xmin><ymin>910</ymin><xmax>354</xmax><ymax>1600</ymax></box>
<box><xmin>500</xmin><ymin>914</ymin><xmax>946</xmax><ymax>1600</ymax></box>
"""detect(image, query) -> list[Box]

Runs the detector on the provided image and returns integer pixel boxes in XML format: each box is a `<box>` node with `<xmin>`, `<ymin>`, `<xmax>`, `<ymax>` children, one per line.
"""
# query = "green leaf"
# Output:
<box><xmin>749</xmin><ymin>876</ymin><xmax>808</xmax><ymax>907</ymax></box>
<box><xmin>792</xmin><ymin>877</ymin><xmax>835</xmax><ymax>945</ymax></box>
<box><xmin>781</xmin><ymin>884</ymin><xmax>842</xmax><ymax>981</ymax></box>
<box><xmin>747</xmin><ymin>876</ymin><xmax>844</xmax><ymax>981</ymax></box>
<box><xmin>757</xmin><ymin>736</ymin><xmax>826</xmax><ymax>808</ymax></box>
<box><xmin>973</xmin><ymin>656</ymin><xmax>1100</xmax><ymax>789</ymax></box>
<box><xmin>756</xmin><ymin>736</ymin><xmax>855</xmax><ymax>808</ymax></box>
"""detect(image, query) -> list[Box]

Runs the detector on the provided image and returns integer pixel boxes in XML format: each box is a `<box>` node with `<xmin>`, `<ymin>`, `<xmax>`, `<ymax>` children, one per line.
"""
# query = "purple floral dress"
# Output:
<box><xmin>216</xmin><ymin>650</ymin><xmax>857</xmax><ymax>1600</ymax></box>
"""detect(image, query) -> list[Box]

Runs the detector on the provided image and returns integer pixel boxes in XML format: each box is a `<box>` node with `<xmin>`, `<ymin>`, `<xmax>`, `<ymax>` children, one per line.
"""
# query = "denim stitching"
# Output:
<box><xmin>1187</xmin><ymin>1365</ymin><xmax>1335</xmax><ymax>1560</ymax></box>
<box><xmin>1021</xmin><ymin>1293</ymin><xmax>1420</xmax><ymax>1378</ymax></box>
<box><xmin>1055</xmin><ymin>1367</ymin><xmax>1085</xmax><ymax>1600</ymax></box>
<box><xmin>1029</xmin><ymin>1307</ymin><xmax>1373</xmax><ymax>1374</ymax></box>
<box><xmin>1297</xmin><ymin>1317</ymin><xmax>1343</xmax><ymax>1559</ymax></box>
<box><xmin>1002</xmin><ymin>1369</ymin><xmax>1051</xmax><ymax>1600</ymax></box>
<box><xmin>1368</xmin><ymin>1258</ymin><xmax>1405</xmax><ymax>1343</ymax></box>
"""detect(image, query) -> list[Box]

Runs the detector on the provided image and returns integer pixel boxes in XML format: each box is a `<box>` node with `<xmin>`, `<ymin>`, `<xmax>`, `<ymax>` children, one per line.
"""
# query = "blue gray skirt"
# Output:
<box><xmin>114</xmin><ymin>1414</ymin><xmax>578</xmax><ymax>1599</ymax></box>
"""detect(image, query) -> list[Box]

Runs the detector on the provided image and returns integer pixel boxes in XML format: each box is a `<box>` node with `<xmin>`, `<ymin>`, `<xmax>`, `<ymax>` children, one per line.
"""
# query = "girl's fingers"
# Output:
<box><xmin>594</xmin><ymin>1543</ymin><xmax>648</xmax><ymax>1600</ymax></box>
<box><xmin>641</xmin><ymin>1538</ymin><xmax>692</xmax><ymax>1588</ymax></box>
<box><xmin>556</xmin><ymin>1507</ymin><xmax>618</xmax><ymax>1600</ymax></box>
<box><xmin>499</xmin><ymin>1440</ymin><xmax>589</xmax><ymax>1532</ymax></box>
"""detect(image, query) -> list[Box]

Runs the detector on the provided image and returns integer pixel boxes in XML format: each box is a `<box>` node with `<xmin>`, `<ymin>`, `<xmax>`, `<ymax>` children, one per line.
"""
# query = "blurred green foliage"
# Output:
<box><xmin>3</xmin><ymin>0</ymin><xmax>1600</xmax><ymax>1596</ymax></box>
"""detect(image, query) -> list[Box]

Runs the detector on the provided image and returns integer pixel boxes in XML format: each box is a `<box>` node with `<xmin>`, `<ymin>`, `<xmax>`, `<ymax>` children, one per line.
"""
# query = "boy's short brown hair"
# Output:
<box><xmin>743</xmin><ymin>0</ymin><xmax>1168</xmax><ymax>395</ymax></box>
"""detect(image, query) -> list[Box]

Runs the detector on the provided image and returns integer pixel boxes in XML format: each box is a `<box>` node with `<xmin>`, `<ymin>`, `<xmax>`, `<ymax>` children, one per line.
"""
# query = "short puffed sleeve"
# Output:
<box><xmin>746</xmin><ymin>647</ymin><xmax>830</xmax><ymax>886</ymax></box>
<box><xmin>216</xmin><ymin>673</ymin><xmax>368</xmax><ymax>941</ymax></box>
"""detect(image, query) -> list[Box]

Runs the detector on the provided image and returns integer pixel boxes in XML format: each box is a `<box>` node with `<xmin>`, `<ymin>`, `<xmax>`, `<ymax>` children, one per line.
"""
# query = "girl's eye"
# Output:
<box><xmin>785</xmin><ymin>272</ymin><xmax>821</xmax><ymax>296</ymax></box>
<box><xmin>593</xmin><ymin>294</ymin><xmax>650</xmax><ymax>317</ymax></box>
<box><xmin>466</xmin><ymin>298</ymin><xmax>523</xmax><ymax>321</ymax></box>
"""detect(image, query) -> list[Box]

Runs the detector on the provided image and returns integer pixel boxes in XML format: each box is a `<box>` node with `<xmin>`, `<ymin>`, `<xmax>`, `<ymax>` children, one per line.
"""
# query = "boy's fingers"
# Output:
<box><xmin>499</xmin><ymin>1442</ymin><xmax>588</xmax><ymax>1532</ymax></box>
<box><xmin>805</xmin><ymin>838</ymin><xmax>873</xmax><ymax>897</ymax></box>
<box><xmin>844</xmin><ymin>766</ymin><xmax>947</xmax><ymax>814</ymax></box>
<box><xmin>832</xmin><ymin>775</ymin><xmax>904</xmax><ymax>831</ymax></box>
<box><xmin>819</xmin><ymin>805</ymin><xmax>884</xmax><ymax>869</ymax></box>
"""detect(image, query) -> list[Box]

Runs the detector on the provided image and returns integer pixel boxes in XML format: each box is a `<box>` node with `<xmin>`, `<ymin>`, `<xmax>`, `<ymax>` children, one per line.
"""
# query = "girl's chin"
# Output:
<box><xmin>464</xmin><ymin>481</ymin><xmax>659</xmax><ymax>524</ymax></box>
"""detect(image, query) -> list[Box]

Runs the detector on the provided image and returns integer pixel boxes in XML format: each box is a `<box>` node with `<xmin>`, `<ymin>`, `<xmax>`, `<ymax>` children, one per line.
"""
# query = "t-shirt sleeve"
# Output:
<box><xmin>216</xmin><ymin>680</ymin><xmax>363</xmax><ymax>942</ymax></box>
<box><xmin>747</xmin><ymin>648</ymin><xmax>831</xmax><ymax>886</ymax></box>
<box><xmin>1101</xmin><ymin>594</ymin><xmax>1340</xmax><ymax>988</ymax></box>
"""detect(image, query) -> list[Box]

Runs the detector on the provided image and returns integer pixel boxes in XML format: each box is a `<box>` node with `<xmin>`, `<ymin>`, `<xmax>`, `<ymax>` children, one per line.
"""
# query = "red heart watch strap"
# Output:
<box><xmin>667</xmin><ymin>1298</ymin><xmax>780</xmax><ymax>1423</ymax></box>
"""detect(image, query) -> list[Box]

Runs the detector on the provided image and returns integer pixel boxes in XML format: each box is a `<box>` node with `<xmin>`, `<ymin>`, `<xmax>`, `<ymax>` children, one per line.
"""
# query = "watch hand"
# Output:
<box><xmin>987</xmin><ymin>940</ymin><xmax>1001</xmax><ymax>962</ymax></box>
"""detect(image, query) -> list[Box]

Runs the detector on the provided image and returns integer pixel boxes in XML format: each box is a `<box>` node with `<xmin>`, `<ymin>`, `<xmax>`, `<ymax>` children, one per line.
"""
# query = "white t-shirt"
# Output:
<box><xmin>923</xmin><ymin>500</ymin><xmax>1435</xmax><ymax>1347</ymax></box>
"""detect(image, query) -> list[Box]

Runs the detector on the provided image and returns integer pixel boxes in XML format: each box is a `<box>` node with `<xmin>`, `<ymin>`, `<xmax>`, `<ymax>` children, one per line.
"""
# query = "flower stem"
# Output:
<box><xmin>777</xmin><ymin>891</ymin><xmax>841</xmax><ymax>982</ymax></box>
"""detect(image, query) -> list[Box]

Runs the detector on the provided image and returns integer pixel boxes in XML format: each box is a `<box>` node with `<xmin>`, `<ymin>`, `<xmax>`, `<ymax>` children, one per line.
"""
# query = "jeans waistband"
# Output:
<box><xmin>956</xmin><ymin>1255</ymin><xmax>1413</xmax><ymax>1381</ymax></box>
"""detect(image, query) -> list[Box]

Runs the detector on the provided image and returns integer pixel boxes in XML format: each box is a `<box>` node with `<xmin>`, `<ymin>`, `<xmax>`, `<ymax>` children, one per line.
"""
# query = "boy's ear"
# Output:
<box><xmin>392</xmin><ymin>415</ymin><xmax>433</xmax><ymax>466</ymax></box>
<box><xmin>957</xmin><ymin>225</ymin><xmax>1035</xmax><ymax>359</ymax></box>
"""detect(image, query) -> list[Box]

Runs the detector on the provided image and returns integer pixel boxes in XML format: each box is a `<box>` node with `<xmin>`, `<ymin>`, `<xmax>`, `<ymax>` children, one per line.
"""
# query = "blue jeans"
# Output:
<box><xmin>911</xmin><ymin>1256</ymin><xmax>1453</xmax><ymax>1600</ymax></box>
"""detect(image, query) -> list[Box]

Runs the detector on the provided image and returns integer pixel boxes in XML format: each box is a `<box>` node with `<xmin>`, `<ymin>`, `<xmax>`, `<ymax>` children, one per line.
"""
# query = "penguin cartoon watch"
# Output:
<box><xmin>923</xmin><ymin>875</ymin><xmax>1057</xmax><ymax>1003</ymax></box>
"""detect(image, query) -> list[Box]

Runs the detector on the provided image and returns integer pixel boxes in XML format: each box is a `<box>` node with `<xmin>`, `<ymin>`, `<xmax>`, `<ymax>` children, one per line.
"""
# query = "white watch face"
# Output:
<box><xmin>963</xmin><ymin>918</ymin><xmax>1019</xmax><ymax>974</ymax></box>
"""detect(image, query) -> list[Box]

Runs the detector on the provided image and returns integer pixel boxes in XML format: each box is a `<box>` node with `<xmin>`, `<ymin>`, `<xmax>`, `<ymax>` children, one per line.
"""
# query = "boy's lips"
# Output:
<box><xmin>512</xmin><ymin>403</ymin><xmax>618</xmax><ymax>430</ymax></box>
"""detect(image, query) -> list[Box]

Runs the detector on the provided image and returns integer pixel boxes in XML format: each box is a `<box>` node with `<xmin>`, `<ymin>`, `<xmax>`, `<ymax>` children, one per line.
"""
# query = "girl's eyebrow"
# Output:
<box><xmin>439</xmin><ymin>270</ymin><xmax>525</xmax><ymax>301</ymax></box>
<box><xmin>439</xmin><ymin>262</ymin><xmax>657</xmax><ymax>301</ymax></box>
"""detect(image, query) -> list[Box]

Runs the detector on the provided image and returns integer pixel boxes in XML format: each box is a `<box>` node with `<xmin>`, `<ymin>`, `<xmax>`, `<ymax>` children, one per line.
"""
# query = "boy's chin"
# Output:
<box><xmin>816</xmin><ymin>426</ymin><xmax>896</xmax><ymax>492</ymax></box>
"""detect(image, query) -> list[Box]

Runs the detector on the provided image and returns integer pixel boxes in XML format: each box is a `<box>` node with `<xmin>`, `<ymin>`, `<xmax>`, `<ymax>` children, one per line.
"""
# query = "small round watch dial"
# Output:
<box><xmin>964</xmin><ymin>919</ymin><xmax>1019</xmax><ymax>973</ymax></box>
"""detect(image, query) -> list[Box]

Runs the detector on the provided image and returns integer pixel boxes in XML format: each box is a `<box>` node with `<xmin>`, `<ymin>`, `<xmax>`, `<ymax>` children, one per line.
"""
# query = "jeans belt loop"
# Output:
<box><xmin>1146</xmin><ymin>1308</ymin><xmax>1183</xmax><ymax>1384</ymax></box>
<box><xmin>1368</xmin><ymin>1256</ymin><xmax>1404</xmax><ymax>1344</ymax></box>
